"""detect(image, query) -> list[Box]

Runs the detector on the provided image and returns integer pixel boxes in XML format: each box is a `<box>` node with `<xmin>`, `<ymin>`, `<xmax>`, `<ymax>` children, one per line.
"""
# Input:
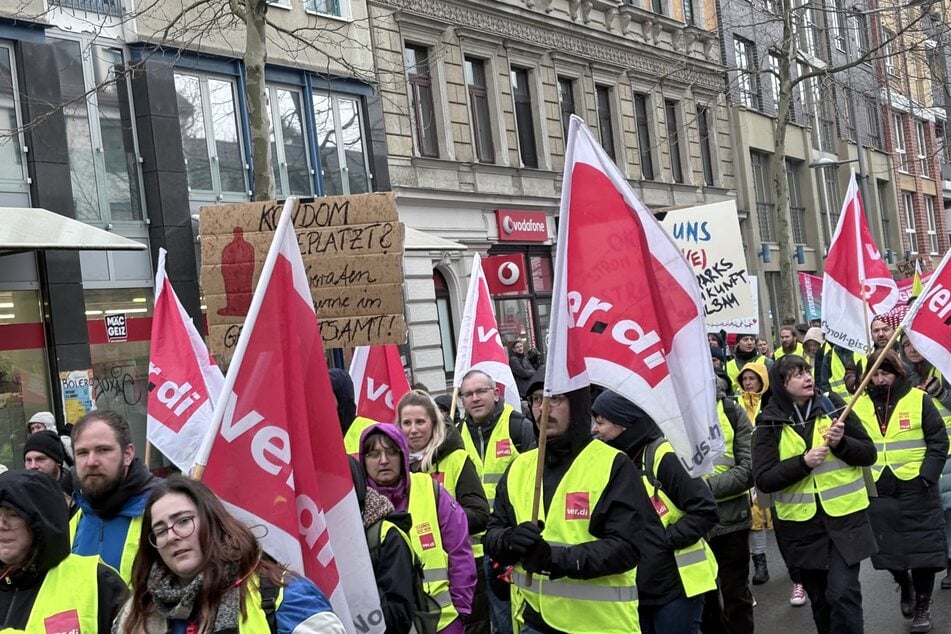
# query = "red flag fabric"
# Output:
<box><xmin>349</xmin><ymin>344</ymin><xmax>411</xmax><ymax>424</ymax></box>
<box><xmin>822</xmin><ymin>171</ymin><xmax>899</xmax><ymax>352</ymax></box>
<box><xmin>147</xmin><ymin>248</ymin><xmax>224</xmax><ymax>472</ymax></box>
<box><xmin>197</xmin><ymin>200</ymin><xmax>383</xmax><ymax>633</ymax></box>
<box><xmin>546</xmin><ymin>116</ymin><xmax>722</xmax><ymax>476</ymax></box>
<box><xmin>453</xmin><ymin>253</ymin><xmax>522</xmax><ymax>409</ymax></box>
<box><xmin>904</xmin><ymin>249</ymin><xmax>951</xmax><ymax>379</ymax></box>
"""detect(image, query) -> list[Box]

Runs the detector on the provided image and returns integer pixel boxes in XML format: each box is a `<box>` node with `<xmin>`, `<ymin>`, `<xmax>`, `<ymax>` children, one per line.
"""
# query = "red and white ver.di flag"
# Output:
<box><xmin>147</xmin><ymin>248</ymin><xmax>224</xmax><ymax>472</ymax></box>
<box><xmin>904</xmin><ymin>248</ymin><xmax>951</xmax><ymax>379</ymax></box>
<box><xmin>453</xmin><ymin>253</ymin><xmax>522</xmax><ymax>411</ymax></box>
<box><xmin>822</xmin><ymin>170</ymin><xmax>899</xmax><ymax>352</ymax></box>
<box><xmin>195</xmin><ymin>199</ymin><xmax>384</xmax><ymax>634</ymax></box>
<box><xmin>349</xmin><ymin>344</ymin><xmax>411</xmax><ymax>424</ymax></box>
<box><xmin>547</xmin><ymin>115</ymin><xmax>722</xmax><ymax>476</ymax></box>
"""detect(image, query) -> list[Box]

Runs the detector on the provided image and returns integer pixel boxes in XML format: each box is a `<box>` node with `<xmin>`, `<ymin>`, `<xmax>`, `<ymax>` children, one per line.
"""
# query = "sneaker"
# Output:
<box><xmin>789</xmin><ymin>583</ymin><xmax>807</xmax><ymax>607</ymax></box>
<box><xmin>910</xmin><ymin>595</ymin><xmax>932</xmax><ymax>633</ymax></box>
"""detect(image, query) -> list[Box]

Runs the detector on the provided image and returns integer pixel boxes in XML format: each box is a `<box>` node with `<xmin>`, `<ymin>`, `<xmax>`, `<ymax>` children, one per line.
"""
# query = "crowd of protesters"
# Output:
<box><xmin>1</xmin><ymin>317</ymin><xmax>949</xmax><ymax>633</ymax></box>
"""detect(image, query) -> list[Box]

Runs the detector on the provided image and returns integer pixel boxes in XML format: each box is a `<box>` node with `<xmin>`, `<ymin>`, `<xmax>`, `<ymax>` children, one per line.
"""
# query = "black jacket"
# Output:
<box><xmin>484</xmin><ymin>388</ymin><xmax>645</xmax><ymax>632</ymax></box>
<box><xmin>707</xmin><ymin>398</ymin><xmax>753</xmax><ymax>538</ymax></box>
<box><xmin>413</xmin><ymin>423</ymin><xmax>490</xmax><ymax>535</ymax></box>
<box><xmin>863</xmin><ymin>378</ymin><xmax>948</xmax><ymax>571</ymax></box>
<box><xmin>461</xmin><ymin>400</ymin><xmax>535</xmax><ymax>460</ymax></box>
<box><xmin>753</xmin><ymin>367</ymin><xmax>878</xmax><ymax>569</ymax></box>
<box><xmin>509</xmin><ymin>352</ymin><xmax>536</xmax><ymax>397</ymax></box>
<box><xmin>0</xmin><ymin>470</ymin><xmax>127</xmax><ymax>631</ymax></box>
<box><xmin>604</xmin><ymin>416</ymin><xmax>719</xmax><ymax>606</ymax></box>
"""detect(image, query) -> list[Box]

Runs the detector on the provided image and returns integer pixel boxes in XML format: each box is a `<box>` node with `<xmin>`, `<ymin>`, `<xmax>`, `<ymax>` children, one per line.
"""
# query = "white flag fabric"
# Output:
<box><xmin>546</xmin><ymin>115</ymin><xmax>722</xmax><ymax>476</ymax></box>
<box><xmin>822</xmin><ymin>171</ymin><xmax>899</xmax><ymax>352</ymax></box>
<box><xmin>196</xmin><ymin>199</ymin><xmax>384</xmax><ymax>634</ymax></box>
<box><xmin>147</xmin><ymin>248</ymin><xmax>224</xmax><ymax>472</ymax></box>
<box><xmin>453</xmin><ymin>253</ymin><xmax>522</xmax><ymax>410</ymax></box>
<box><xmin>904</xmin><ymin>248</ymin><xmax>951</xmax><ymax>380</ymax></box>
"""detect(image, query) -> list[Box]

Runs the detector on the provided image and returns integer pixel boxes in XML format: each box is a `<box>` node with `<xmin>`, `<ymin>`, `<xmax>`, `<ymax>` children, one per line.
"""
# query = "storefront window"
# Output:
<box><xmin>490</xmin><ymin>248</ymin><xmax>552</xmax><ymax>357</ymax></box>
<box><xmin>0</xmin><ymin>291</ymin><xmax>51</xmax><ymax>469</ymax></box>
<box><xmin>496</xmin><ymin>298</ymin><xmax>536</xmax><ymax>348</ymax></box>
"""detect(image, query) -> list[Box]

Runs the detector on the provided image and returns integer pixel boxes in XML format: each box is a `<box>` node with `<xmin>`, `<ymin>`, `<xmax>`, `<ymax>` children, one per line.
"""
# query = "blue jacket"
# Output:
<box><xmin>71</xmin><ymin>486</ymin><xmax>149</xmax><ymax>575</ymax></box>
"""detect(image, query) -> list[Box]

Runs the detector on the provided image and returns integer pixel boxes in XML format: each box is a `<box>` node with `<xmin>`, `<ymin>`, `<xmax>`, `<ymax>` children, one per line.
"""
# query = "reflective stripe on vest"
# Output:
<box><xmin>239</xmin><ymin>574</ymin><xmax>286</xmax><ymax>633</ymax></box>
<box><xmin>711</xmin><ymin>402</ymin><xmax>747</xmax><ymax>502</ymax></box>
<box><xmin>826</xmin><ymin>346</ymin><xmax>861</xmax><ymax>398</ymax></box>
<box><xmin>407</xmin><ymin>471</ymin><xmax>458</xmax><ymax>630</ymax></box>
<box><xmin>425</xmin><ymin>448</ymin><xmax>484</xmax><ymax>557</ymax></box>
<box><xmin>344</xmin><ymin>416</ymin><xmax>380</xmax><ymax>456</ymax></box>
<box><xmin>854</xmin><ymin>389</ymin><xmax>927</xmax><ymax>481</ymax></box>
<box><xmin>774</xmin><ymin>417</ymin><xmax>870</xmax><ymax>521</ymax></box>
<box><xmin>69</xmin><ymin>509</ymin><xmax>142</xmax><ymax>586</ymax></box>
<box><xmin>641</xmin><ymin>440</ymin><xmax>719</xmax><ymax>598</ymax></box>
<box><xmin>26</xmin><ymin>554</ymin><xmax>100</xmax><ymax>633</ymax></box>
<box><xmin>506</xmin><ymin>441</ymin><xmax>639</xmax><ymax>634</ymax></box>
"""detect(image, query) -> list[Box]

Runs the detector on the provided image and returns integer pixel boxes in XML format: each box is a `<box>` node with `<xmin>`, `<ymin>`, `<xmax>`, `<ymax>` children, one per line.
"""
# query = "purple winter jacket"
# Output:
<box><xmin>360</xmin><ymin>423</ymin><xmax>476</xmax><ymax>626</ymax></box>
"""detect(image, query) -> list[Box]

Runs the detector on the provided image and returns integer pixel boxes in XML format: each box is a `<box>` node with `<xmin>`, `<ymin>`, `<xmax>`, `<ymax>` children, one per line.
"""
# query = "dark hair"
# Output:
<box><xmin>866</xmin><ymin>348</ymin><xmax>907</xmax><ymax>379</ymax></box>
<box><xmin>773</xmin><ymin>354</ymin><xmax>811</xmax><ymax>385</ymax></box>
<box><xmin>779</xmin><ymin>325</ymin><xmax>796</xmax><ymax>336</ymax></box>
<box><xmin>360</xmin><ymin>430</ymin><xmax>400</xmax><ymax>457</ymax></box>
<box><xmin>122</xmin><ymin>476</ymin><xmax>286</xmax><ymax>633</ymax></box>
<box><xmin>71</xmin><ymin>410</ymin><xmax>133</xmax><ymax>451</ymax></box>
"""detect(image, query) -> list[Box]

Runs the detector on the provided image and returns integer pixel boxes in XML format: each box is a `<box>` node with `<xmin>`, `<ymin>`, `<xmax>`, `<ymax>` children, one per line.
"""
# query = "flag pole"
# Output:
<box><xmin>448</xmin><ymin>386</ymin><xmax>460</xmax><ymax>423</ymax></box>
<box><xmin>190</xmin><ymin>197</ymin><xmax>301</xmax><ymax>481</ymax></box>
<box><xmin>524</xmin><ymin>396</ymin><xmax>551</xmax><ymax>587</ymax></box>
<box><xmin>143</xmin><ymin>441</ymin><xmax>152</xmax><ymax>467</ymax></box>
<box><xmin>860</xmin><ymin>285</ymin><xmax>872</xmax><ymax>352</ymax></box>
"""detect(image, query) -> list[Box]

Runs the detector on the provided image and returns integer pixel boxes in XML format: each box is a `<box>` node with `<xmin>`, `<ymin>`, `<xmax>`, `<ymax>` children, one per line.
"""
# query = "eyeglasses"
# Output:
<box><xmin>527</xmin><ymin>394</ymin><xmax>566</xmax><ymax>408</ymax></box>
<box><xmin>460</xmin><ymin>387</ymin><xmax>495</xmax><ymax>400</ymax></box>
<box><xmin>149</xmin><ymin>515</ymin><xmax>197</xmax><ymax>548</ymax></box>
<box><xmin>364</xmin><ymin>447</ymin><xmax>401</xmax><ymax>461</ymax></box>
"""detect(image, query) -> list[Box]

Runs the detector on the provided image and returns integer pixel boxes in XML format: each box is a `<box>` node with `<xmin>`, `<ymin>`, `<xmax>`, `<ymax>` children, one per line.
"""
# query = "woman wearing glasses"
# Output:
<box><xmin>360</xmin><ymin>422</ymin><xmax>476</xmax><ymax>633</ymax></box>
<box><xmin>113</xmin><ymin>475</ymin><xmax>345</xmax><ymax>633</ymax></box>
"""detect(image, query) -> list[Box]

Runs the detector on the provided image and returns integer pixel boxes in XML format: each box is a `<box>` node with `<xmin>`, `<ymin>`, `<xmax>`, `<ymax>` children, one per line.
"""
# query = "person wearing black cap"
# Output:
<box><xmin>23</xmin><ymin>430</ymin><xmax>72</xmax><ymax>511</ymax></box>
<box><xmin>483</xmin><ymin>369</ymin><xmax>646</xmax><ymax>633</ymax></box>
<box><xmin>592</xmin><ymin>390</ymin><xmax>720</xmax><ymax>633</ymax></box>
<box><xmin>725</xmin><ymin>334</ymin><xmax>773</xmax><ymax>394</ymax></box>
<box><xmin>0</xmin><ymin>470</ymin><xmax>128</xmax><ymax>630</ymax></box>
<box><xmin>852</xmin><ymin>349</ymin><xmax>947</xmax><ymax>632</ymax></box>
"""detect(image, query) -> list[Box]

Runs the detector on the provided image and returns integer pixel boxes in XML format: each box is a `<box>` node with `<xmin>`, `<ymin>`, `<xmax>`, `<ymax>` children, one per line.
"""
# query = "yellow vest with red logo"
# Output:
<box><xmin>407</xmin><ymin>471</ymin><xmax>458</xmax><ymax>631</ymax></box>
<box><xmin>642</xmin><ymin>440</ymin><xmax>719</xmax><ymax>598</ymax></box>
<box><xmin>506</xmin><ymin>441</ymin><xmax>639</xmax><ymax>634</ymax></box>
<box><xmin>25</xmin><ymin>554</ymin><xmax>99</xmax><ymax>633</ymax></box>
<box><xmin>424</xmin><ymin>448</ymin><xmax>482</xmax><ymax>556</ymax></box>
<box><xmin>854</xmin><ymin>389</ymin><xmax>927</xmax><ymax>481</ymax></box>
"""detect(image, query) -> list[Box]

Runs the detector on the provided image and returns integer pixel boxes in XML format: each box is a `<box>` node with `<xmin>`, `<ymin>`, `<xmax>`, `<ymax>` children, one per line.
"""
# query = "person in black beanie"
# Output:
<box><xmin>592</xmin><ymin>390</ymin><xmax>719</xmax><ymax>634</ymax></box>
<box><xmin>22</xmin><ymin>430</ymin><xmax>73</xmax><ymax>512</ymax></box>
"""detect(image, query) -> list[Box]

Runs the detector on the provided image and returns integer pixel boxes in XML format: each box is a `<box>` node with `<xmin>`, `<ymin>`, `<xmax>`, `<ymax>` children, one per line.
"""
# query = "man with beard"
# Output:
<box><xmin>69</xmin><ymin>410</ymin><xmax>159</xmax><ymax>585</ymax></box>
<box><xmin>775</xmin><ymin>326</ymin><xmax>805</xmax><ymax>360</ymax></box>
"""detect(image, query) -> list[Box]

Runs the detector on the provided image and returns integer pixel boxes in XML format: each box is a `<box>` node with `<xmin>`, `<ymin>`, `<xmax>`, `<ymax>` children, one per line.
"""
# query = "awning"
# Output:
<box><xmin>0</xmin><ymin>208</ymin><xmax>148</xmax><ymax>255</ymax></box>
<box><xmin>404</xmin><ymin>226</ymin><xmax>467</xmax><ymax>251</ymax></box>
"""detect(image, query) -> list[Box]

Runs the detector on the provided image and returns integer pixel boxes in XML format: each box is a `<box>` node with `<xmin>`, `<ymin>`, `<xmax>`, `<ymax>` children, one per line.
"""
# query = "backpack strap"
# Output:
<box><xmin>258</xmin><ymin>576</ymin><xmax>280</xmax><ymax>634</ymax></box>
<box><xmin>641</xmin><ymin>438</ymin><xmax>666</xmax><ymax>494</ymax></box>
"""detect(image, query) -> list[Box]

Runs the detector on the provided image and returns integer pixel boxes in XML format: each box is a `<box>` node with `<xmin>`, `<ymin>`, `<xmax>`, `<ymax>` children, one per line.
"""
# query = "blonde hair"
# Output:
<box><xmin>397</xmin><ymin>390</ymin><xmax>448</xmax><ymax>472</ymax></box>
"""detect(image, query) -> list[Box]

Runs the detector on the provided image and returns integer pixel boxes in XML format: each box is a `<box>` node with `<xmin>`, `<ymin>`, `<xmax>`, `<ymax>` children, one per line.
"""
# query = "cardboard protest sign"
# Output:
<box><xmin>660</xmin><ymin>201</ymin><xmax>756</xmax><ymax>327</ymax></box>
<box><xmin>708</xmin><ymin>275</ymin><xmax>759</xmax><ymax>333</ymax></box>
<box><xmin>200</xmin><ymin>194</ymin><xmax>407</xmax><ymax>354</ymax></box>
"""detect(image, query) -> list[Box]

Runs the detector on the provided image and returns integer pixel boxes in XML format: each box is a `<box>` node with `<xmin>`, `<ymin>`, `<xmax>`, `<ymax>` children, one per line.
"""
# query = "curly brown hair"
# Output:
<box><xmin>121</xmin><ymin>475</ymin><xmax>286</xmax><ymax>632</ymax></box>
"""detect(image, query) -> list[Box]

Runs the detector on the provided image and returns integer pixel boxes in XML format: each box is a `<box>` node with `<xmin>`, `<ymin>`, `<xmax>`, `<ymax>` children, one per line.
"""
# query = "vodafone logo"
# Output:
<box><xmin>502</xmin><ymin>215</ymin><xmax>546</xmax><ymax>234</ymax></box>
<box><xmin>498</xmin><ymin>262</ymin><xmax>520</xmax><ymax>286</ymax></box>
<box><xmin>496</xmin><ymin>210</ymin><xmax>548</xmax><ymax>242</ymax></box>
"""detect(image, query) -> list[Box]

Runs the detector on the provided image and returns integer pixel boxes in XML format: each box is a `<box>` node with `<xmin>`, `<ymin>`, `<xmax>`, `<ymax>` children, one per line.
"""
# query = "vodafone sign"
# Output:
<box><xmin>483</xmin><ymin>254</ymin><xmax>529</xmax><ymax>295</ymax></box>
<box><xmin>496</xmin><ymin>210</ymin><xmax>549</xmax><ymax>242</ymax></box>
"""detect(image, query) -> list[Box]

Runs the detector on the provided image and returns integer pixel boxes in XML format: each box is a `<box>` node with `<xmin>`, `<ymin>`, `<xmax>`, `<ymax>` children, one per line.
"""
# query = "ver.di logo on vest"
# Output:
<box><xmin>565</xmin><ymin>492</ymin><xmax>590</xmax><ymax>520</ymax></box>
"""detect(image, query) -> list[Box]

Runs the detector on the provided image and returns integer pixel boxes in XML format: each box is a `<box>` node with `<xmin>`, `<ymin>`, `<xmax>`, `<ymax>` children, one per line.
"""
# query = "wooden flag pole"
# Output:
<box><xmin>448</xmin><ymin>386</ymin><xmax>460</xmax><ymax>423</ymax></box>
<box><xmin>860</xmin><ymin>283</ymin><xmax>872</xmax><ymax>352</ymax></box>
<box><xmin>143</xmin><ymin>441</ymin><xmax>152</xmax><ymax>467</ymax></box>
<box><xmin>524</xmin><ymin>396</ymin><xmax>550</xmax><ymax>587</ymax></box>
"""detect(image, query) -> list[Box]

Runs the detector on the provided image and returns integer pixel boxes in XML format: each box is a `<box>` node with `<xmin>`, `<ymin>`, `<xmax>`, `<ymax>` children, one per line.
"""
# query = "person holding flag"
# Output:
<box><xmin>114</xmin><ymin>475</ymin><xmax>346</xmax><ymax>633</ymax></box>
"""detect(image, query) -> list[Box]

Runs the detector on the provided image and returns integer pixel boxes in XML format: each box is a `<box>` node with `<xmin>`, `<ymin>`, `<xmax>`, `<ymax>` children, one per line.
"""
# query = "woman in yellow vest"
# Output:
<box><xmin>753</xmin><ymin>355</ymin><xmax>877</xmax><ymax>634</ymax></box>
<box><xmin>591</xmin><ymin>390</ymin><xmax>719</xmax><ymax>634</ymax></box>
<box><xmin>0</xmin><ymin>470</ymin><xmax>127</xmax><ymax>631</ymax></box>
<box><xmin>853</xmin><ymin>350</ymin><xmax>948</xmax><ymax>632</ymax></box>
<box><xmin>114</xmin><ymin>476</ymin><xmax>346</xmax><ymax>633</ymax></box>
<box><xmin>397</xmin><ymin>390</ymin><xmax>490</xmax><ymax>632</ymax></box>
<box><xmin>360</xmin><ymin>423</ymin><xmax>476</xmax><ymax>633</ymax></box>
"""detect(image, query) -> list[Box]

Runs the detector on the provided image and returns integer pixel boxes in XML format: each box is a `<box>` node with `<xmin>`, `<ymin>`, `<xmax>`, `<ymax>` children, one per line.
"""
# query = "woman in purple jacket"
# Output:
<box><xmin>359</xmin><ymin>423</ymin><xmax>476</xmax><ymax>633</ymax></box>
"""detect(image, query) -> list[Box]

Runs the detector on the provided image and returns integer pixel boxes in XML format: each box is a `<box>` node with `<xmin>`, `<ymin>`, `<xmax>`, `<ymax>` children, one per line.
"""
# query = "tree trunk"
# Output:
<box><xmin>245</xmin><ymin>0</ymin><xmax>273</xmax><ymax>202</ymax></box>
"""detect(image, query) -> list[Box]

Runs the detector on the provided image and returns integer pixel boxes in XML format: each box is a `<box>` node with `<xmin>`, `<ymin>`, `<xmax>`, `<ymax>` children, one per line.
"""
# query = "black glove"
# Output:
<box><xmin>521</xmin><ymin>539</ymin><xmax>553</xmax><ymax>574</ymax></box>
<box><xmin>505</xmin><ymin>521</ymin><xmax>543</xmax><ymax>557</ymax></box>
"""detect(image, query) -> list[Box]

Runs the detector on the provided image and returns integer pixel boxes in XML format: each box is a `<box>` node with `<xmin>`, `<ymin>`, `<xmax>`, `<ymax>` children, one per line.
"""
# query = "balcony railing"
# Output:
<box><xmin>790</xmin><ymin>206</ymin><xmax>807</xmax><ymax>244</ymax></box>
<box><xmin>50</xmin><ymin>0</ymin><xmax>123</xmax><ymax>15</ymax></box>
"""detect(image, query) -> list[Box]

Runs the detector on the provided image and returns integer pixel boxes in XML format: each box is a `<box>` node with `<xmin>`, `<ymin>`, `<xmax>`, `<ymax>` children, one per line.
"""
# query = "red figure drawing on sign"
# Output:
<box><xmin>218</xmin><ymin>227</ymin><xmax>255</xmax><ymax>316</ymax></box>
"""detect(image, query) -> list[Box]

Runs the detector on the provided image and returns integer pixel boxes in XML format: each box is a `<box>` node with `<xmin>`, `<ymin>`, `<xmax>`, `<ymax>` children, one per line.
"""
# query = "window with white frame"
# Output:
<box><xmin>894</xmin><ymin>113</ymin><xmax>907</xmax><ymax>172</ymax></box>
<box><xmin>174</xmin><ymin>71</ymin><xmax>248</xmax><ymax>199</ymax></box>
<box><xmin>767</xmin><ymin>52</ymin><xmax>781</xmax><ymax>111</ymax></box>
<box><xmin>52</xmin><ymin>38</ymin><xmax>145</xmax><ymax>224</ymax></box>
<box><xmin>916</xmin><ymin>120</ymin><xmax>929</xmax><ymax>175</ymax></box>
<box><xmin>830</xmin><ymin>0</ymin><xmax>845</xmax><ymax>51</ymax></box>
<box><xmin>405</xmin><ymin>44</ymin><xmax>439</xmax><ymax>158</ymax></box>
<box><xmin>883</xmin><ymin>30</ymin><xmax>896</xmax><ymax>76</ymax></box>
<box><xmin>312</xmin><ymin>92</ymin><xmax>370</xmax><ymax>196</ymax></box>
<box><xmin>925</xmin><ymin>195</ymin><xmax>938</xmax><ymax>254</ymax></box>
<box><xmin>0</xmin><ymin>43</ymin><xmax>27</xmax><ymax>190</ymax></box>
<box><xmin>304</xmin><ymin>0</ymin><xmax>348</xmax><ymax>19</ymax></box>
<box><xmin>734</xmin><ymin>37</ymin><xmax>759</xmax><ymax>110</ymax></box>
<box><xmin>903</xmin><ymin>192</ymin><xmax>918</xmax><ymax>254</ymax></box>
<box><xmin>796</xmin><ymin>61</ymin><xmax>810</xmax><ymax>123</ymax></box>
<box><xmin>266</xmin><ymin>85</ymin><xmax>312</xmax><ymax>198</ymax></box>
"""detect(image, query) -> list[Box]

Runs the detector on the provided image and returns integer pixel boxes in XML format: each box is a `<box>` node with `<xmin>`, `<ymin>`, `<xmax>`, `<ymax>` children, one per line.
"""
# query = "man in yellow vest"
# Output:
<box><xmin>753</xmin><ymin>355</ymin><xmax>877</xmax><ymax>634</ymax></box>
<box><xmin>775</xmin><ymin>325</ymin><xmax>805</xmax><ymax>360</ymax></box>
<box><xmin>458</xmin><ymin>369</ymin><xmax>536</xmax><ymax>634</ymax></box>
<box><xmin>591</xmin><ymin>390</ymin><xmax>719</xmax><ymax>633</ymax></box>
<box><xmin>0</xmin><ymin>470</ymin><xmax>128</xmax><ymax>630</ymax></box>
<box><xmin>70</xmin><ymin>410</ymin><xmax>159</xmax><ymax>585</ymax></box>
<box><xmin>484</xmin><ymin>377</ymin><xmax>646</xmax><ymax>634</ymax></box>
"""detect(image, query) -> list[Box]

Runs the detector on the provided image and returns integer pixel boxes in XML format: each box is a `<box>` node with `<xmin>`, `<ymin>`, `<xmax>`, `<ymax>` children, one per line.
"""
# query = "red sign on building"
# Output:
<box><xmin>495</xmin><ymin>210</ymin><xmax>549</xmax><ymax>242</ymax></box>
<box><xmin>483</xmin><ymin>254</ymin><xmax>529</xmax><ymax>295</ymax></box>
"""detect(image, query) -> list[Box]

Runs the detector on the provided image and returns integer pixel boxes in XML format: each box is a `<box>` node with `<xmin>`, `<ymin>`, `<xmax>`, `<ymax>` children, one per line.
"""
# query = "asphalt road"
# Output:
<box><xmin>752</xmin><ymin>533</ymin><xmax>951</xmax><ymax>632</ymax></box>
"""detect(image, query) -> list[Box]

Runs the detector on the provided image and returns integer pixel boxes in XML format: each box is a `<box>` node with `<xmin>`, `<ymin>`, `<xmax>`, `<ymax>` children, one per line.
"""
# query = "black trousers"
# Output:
<box><xmin>701</xmin><ymin>528</ymin><xmax>754</xmax><ymax>634</ymax></box>
<box><xmin>800</xmin><ymin>546</ymin><xmax>864</xmax><ymax>634</ymax></box>
<box><xmin>464</xmin><ymin>556</ymin><xmax>491</xmax><ymax>634</ymax></box>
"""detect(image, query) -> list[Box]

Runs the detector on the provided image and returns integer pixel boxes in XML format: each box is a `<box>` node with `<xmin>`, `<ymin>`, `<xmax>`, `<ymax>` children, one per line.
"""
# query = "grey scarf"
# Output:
<box><xmin>147</xmin><ymin>564</ymin><xmax>242</xmax><ymax>632</ymax></box>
